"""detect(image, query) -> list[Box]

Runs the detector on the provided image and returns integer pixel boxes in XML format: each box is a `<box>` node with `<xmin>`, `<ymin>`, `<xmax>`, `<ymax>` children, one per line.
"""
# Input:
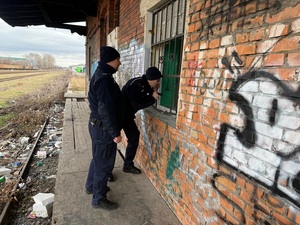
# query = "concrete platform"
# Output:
<box><xmin>52</xmin><ymin>94</ymin><xmax>181</xmax><ymax>225</ymax></box>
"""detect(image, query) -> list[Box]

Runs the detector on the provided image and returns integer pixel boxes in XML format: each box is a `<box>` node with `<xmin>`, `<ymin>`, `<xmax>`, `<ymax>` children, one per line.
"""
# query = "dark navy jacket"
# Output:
<box><xmin>88</xmin><ymin>61</ymin><xmax>123</xmax><ymax>140</ymax></box>
<box><xmin>122</xmin><ymin>75</ymin><xmax>155</xmax><ymax>119</ymax></box>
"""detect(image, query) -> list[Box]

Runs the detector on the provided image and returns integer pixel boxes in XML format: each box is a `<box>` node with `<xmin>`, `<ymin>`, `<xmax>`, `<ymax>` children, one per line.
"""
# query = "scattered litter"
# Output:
<box><xmin>20</xmin><ymin>137</ymin><xmax>30</xmax><ymax>145</ymax></box>
<box><xmin>12</xmin><ymin>161</ymin><xmax>22</xmax><ymax>168</ymax></box>
<box><xmin>25</xmin><ymin>144</ymin><xmax>34</xmax><ymax>150</ymax></box>
<box><xmin>33</xmin><ymin>193</ymin><xmax>55</xmax><ymax>206</ymax></box>
<box><xmin>33</xmin><ymin>131</ymin><xmax>39</xmax><ymax>138</ymax></box>
<box><xmin>0</xmin><ymin>176</ymin><xmax>6</xmax><ymax>183</ymax></box>
<box><xmin>0</xmin><ymin>152</ymin><xmax>9</xmax><ymax>158</ymax></box>
<box><xmin>54</xmin><ymin>141</ymin><xmax>62</xmax><ymax>148</ymax></box>
<box><xmin>0</xmin><ymin>103</ymin><xmax>64</xmax><ymax>223</ymax></box>
<box><xmin>46</xmin><ymin>175</ymin><xmax>56</xmax><ymax>179</ymax></box>
<box><xmin>27</xmin><ymin>211</ymin><xmax>37</xmax><ymax>219</ymax></box>
<box><xmin>18</xmin><ymin>183</ymin><xmax>26</xmax><ymax>189</ymax></box>
<box><xmin>36</xmin><ymin>161</ymin><xmax>43</xmax><ymax>167</ymax></box>
<box><xmin>0</xmin><ymin>167</ymin><xmax>11</xmax><ymax>176</ymax></box>
<box><xmin>37</xmin><ymin>150</ymin><xmax>47</xmax><ymax>158</ymax></box>
<box><xmin>30</xmin><ymin>193</ymin><xmax>55</xmax><ymax>218</ymax></box>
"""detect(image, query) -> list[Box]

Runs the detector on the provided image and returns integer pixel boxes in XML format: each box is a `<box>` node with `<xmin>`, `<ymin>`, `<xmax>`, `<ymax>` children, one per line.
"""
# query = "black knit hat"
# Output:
<box><xmin>145</xmin><ymin>67</ymin><xmax>162</xmax><ymax>80</ymax></box>
<box><xmin>100</xmin><ymin>46</ymin><xmax>120</xmax><ymax>63</ymax></box>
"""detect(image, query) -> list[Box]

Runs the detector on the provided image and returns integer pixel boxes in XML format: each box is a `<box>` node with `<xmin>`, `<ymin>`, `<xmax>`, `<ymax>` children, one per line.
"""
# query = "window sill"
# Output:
<box><xmin>142</xmin><ymin>106</ymin><xmax>176</xmax><ymax>128</ymax></box>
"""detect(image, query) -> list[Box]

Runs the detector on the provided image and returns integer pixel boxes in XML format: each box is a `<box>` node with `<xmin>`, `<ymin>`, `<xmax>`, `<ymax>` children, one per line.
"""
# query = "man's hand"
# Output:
<box><xmin>113</xmin><ymin>135</ymin><xmax>122</xmax><ymax>143</ymax></box>
<box><xmin>152</xmin><ymin>91</ymin><xmax>159</xmax><ymax>100</ymax></box>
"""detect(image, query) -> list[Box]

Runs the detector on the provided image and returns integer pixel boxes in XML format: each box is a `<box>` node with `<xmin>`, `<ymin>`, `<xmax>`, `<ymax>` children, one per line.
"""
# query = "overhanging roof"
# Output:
<box><xmin>0</xmin><ymin>0</ymin><xmax>98</xmax><ymax>36</ymax></box>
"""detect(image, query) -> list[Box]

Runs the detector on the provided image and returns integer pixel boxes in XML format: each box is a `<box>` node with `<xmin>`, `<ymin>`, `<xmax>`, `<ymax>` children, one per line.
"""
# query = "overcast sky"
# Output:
<box><xmin>0</xmin><ymin>18</ymin><xmax>86</xmax><ymax>67</ymax></box>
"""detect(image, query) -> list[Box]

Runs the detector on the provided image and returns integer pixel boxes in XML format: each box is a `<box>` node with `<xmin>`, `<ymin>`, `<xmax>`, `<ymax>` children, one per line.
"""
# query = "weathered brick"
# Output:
<box><xmin>216</xmin><ymin>175</ymin><xmax>237</xmax><ymax>193</ymax></box>
<box><xmin>245</xmin><ymin>216</ymin><xmax>257</xmax><ymax>225</ymax></box>
<box><xmin>292</xmin><ymin>18</ymin><xmax>300</xmax><ymax>33</ymax></box>
<box><xmin>260</xmin><ymin>68</ymin><xmax>295</xmax><ymax>81</ymax></box>
<box><xmin>235</xmin><ymin>43</ymin><xmax>256</xmax><ymax>55</ymax></box>
<box><xmin>269</xmin><ymin>23</ymin><xmax>289</xmax><ymax>38</ymax></box>
<box><xmin>113</xmin><ymin>1</ymin><xmax>300</xmax><ymax>225</ymax></box>
<box><xmin>287</xmin><ymin>207</ymin><xmax>300</xmax><ymax>224</ymax></box>
<box><xmin>206</xmin><ymin>58</ymin><xmax>218</xmax><ymax>68</ymax></box>
<box><xmin>264</xmin><ymin>53</ymin><xmax>285</xmax><ymax>66</ymax></box>
<box><xmin>236</xmin><ymin>33</ymin><xmax>249</xmax><ymax>43</ymax></box>
<box><xmin>191</xmin><ymin>12</ymin><xmax>201</xmax><ymax>23</ymax></box>
<box><xmin>188</xmin><ymin>23</ymin><xmax>195</xmax><ymax>33</ymax></box>
<box><xmin>244</xmin><ymin>15</ymin><xmax>264</xmax><ymax>29</ymax></box>
<box><xmin>226</xmin><ymin>212</ymin><xmax>241</xmax><ymax>225</ymax></box>
<box><xmin>272</xmin><ymin>36</ymin><xmax>300</xmax><ymax>52</ymax></box>
<box><xmin>204</xmin><ymin>49</ymin><xmax>220</xmax><ymax>59</ymax></box>
<box><xmin>194</xmin><ymin>21</ymin><xmax>203</xmax><ymax>32</ymax></box>
<box><xmin>231</xmin><ymin>194</ymin><xmax>246</xmax><ymax>211</ymax></box>
<box><xmin>245</xmin><ymin>1</ymin><xmax>257</xmax><ymax>14</ymax></box>
<box><xmin>266</xmin><ymin>4</ymin><xmax>300</xmax><ymax>24</ymax></box>
<box><xmin>221</xmin><ymin>35</ymin><xmax>234</xmax><ymax>46</ymax></box>
<box><xmin>288</xmin><ymin>52</ymin><xmax>300</xmax><ymax>66</ymax></box>
<box><xmin>209</xmin><ymin>38</ymin><xmax>220</xmax><ymax>49</ymax></box>
<box><xmin>273</xmin><ymin>211</ymin><xmax>293</xmax><ymax>225</ymax></box>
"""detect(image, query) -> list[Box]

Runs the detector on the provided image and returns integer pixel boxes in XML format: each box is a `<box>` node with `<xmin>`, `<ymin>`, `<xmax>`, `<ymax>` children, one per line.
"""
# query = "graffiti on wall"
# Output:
<box><xmin>210</xmin><ymin>49</ymin><xmax>300</xmax><ymax>224</ymax></box>
<box><xmin>217</xmin><ymin>51</ymin><xmax>300</xmax><ymax>206</ymax></box>
<box><xmin>183</xmin><ymin>35</ymin><xmax>300</xmax><ymax>222</ymax></box>
<box><xmin>196</xmin><ymin>0</ymin><xmax>281</xmax><ymax>40</ymax></box>
<box><xmin>139</xmin><ymin>110</ymin><xmax>183</xmax><ymax>200</ymax></box>
<box><xmin>119</xmin><ymin>39</ymin><xmax>144</xmax><ymax>85</ymax></box>
<box><xmin>140</xmin><ymin>106</ymin><xmax>220</xmax><ymax>223</ymax></box>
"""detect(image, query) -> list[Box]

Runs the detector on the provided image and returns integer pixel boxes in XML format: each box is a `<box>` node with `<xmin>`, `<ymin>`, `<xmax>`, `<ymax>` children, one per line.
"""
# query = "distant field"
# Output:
<box><xmin>68</xmin><ymin>75</ymin><xmax>86</xmax><ymax>92</ymax></box>
<box><xmin>0</xmin><ymin>70</ymin><xmax>69</xmax><ymax>107</ymax></box>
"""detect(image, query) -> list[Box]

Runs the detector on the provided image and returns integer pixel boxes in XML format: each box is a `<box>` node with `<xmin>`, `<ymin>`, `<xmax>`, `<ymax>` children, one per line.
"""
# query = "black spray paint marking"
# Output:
<box><xmin>216</xmin><ymin>69</ymin><xmax>300</xmax><ymax>207</ymax></box>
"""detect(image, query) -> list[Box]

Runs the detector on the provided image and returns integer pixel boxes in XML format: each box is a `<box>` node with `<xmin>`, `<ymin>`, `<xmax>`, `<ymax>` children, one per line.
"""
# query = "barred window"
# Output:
<box><xmin>151</xmin><ymin>0</ymin><xmax>186</xmax><ymax>113</ymax></box>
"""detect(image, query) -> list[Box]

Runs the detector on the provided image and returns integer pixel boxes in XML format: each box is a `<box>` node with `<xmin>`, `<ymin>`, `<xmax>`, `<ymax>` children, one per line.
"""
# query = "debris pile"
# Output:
<box><xmin>28</xmin><ymin>193</ymin><xmax>55</xmax><ymax>218</ymax></box>
<box><xmin>1</xmin><ymin>102</ymin><xmax>65</xmax><ymax>225</ymax></box>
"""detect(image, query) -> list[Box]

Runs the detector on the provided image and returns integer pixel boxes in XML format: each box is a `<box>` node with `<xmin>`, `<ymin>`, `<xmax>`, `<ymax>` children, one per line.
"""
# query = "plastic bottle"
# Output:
<box><xmin>0</xmin><ymin>176</ymin><xmax>6</xmax><ymax>183</ymax></box>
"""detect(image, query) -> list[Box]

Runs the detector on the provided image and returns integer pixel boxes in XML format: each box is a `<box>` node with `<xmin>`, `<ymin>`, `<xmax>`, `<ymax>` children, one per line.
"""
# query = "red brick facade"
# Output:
<box><xmin>86</xmin><ymin>0</ymin><xmax>300</xmax><ymax>224</ymax></box>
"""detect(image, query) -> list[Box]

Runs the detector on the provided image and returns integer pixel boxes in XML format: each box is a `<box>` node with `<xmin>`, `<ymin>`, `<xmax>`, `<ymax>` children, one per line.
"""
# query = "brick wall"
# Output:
<box><xmin>118</xmin><ymin>0</ymin><xmax>145</xmax><ymax>83</ymax></box>
<box><xmin>87</xmin><ymin>0</ymin><xmax>300</xmax><ymax>224</ymax></box>
<box><xmin>134</xmin><ymin>0</ymin><xmax>300</xmax><ymax>225</ymax></box>
<box><xmin>86</xmin><ymin>16</ymin><xmax>101</xmax><ymax>79</ymax></box>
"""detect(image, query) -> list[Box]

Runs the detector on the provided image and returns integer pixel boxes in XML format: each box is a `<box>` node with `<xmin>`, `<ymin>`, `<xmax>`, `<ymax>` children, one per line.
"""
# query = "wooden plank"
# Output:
<box><xmin>72</xmin><ymin>100</ymin><xmax>90</xmax><ymax>151</ymax></box>
<box><xmin>72</xmin><ymin>100</ymin><xmax>84</xmax><ymax>150</ymax></box>
<box><xmin>76</xmin><ymin>101</ymin><xmax>90</xmax><ymax>150</ymax></box>
<box><xmin>78</xmin><ymin>100</ymin><xmax>91</xmax><ymax>151</ymax></box>
<box><xmin>62</xmin><ymin>98</ymin><xmax>75</xmax><ymax>151</ymax></box>
<box><xmin>64</xmin><ymin>92</ymin><xmax>87</xmax><ymax>99</ymax></box>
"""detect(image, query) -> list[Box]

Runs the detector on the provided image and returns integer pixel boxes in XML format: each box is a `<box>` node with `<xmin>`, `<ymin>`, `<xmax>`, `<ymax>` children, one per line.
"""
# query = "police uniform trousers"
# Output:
<box><xmin>85</xmin><ymin>121</ymin><xmax>117</xmax><ymax>205</ymax></box>
<box><xmin>123</xmin><ymin>118</ymin><xmax>140</xmax><ymax>167</ymax></box>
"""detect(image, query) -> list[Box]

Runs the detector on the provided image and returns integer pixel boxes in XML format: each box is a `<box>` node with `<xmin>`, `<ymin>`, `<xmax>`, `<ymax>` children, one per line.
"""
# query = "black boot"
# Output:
<box><xmin>123</xmin><ymin>164</ymin><xmax>141</xmax><ymax>174</ymax></box>
<box><xmin>92</xmin><ymin>197</ymin><xmax>118</xmax><ymax>211</ymax></box>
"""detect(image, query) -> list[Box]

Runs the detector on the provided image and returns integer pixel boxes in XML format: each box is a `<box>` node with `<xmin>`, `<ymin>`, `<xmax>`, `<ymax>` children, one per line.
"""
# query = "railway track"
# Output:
<box><xmin>0</xmin><ymin>71</ymin><xmax>68</xmax><ymax>224</ymax></box>
<box><xmin>0</xmin><ymin>119</ymin><xmax>48</xmax><ymax>224</ymax></box>
<box><xmin>0</xmin><ymin>70</ymin><xmax>36</xmax><ymax>75</ymax></box>
<box><xmin>0</xmin><ymin>72</ymin><xmax>49</xmax><ymax>83</ymax></box>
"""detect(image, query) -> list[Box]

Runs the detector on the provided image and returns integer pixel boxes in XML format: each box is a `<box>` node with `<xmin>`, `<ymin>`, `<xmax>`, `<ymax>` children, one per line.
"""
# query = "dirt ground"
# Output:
<box><xmin>0</xmin><ymin>72</ymin><xmax>70</xmax><ymax>225</ymax></box>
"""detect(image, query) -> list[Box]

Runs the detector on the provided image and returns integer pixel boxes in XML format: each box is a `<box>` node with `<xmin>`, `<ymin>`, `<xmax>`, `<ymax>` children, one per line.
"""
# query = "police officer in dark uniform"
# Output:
<box><xmin>121</xmin><ymin>66</ymin><xmax>162</xmax><ymax>174</ymax></box>
<box><xmin>85</xmin><ymin>46</ymin><xmax>123</xmax><ymax>211</ymax></box>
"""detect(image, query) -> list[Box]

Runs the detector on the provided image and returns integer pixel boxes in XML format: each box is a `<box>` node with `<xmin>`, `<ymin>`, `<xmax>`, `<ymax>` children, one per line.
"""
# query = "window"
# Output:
<box><xmin>151</xmin><ymin>0</ymin><xmax>186</xmax><ymax>113</ymax></box>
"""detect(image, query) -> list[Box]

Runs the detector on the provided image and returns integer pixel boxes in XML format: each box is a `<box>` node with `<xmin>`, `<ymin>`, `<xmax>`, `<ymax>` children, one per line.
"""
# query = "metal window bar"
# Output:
<box><xmin>151</xmin><ymin>0</ymin><xmax>186</xmax><ymax>113</ymax></box>
<box><xmin>172</xmin><ymin>0</ymin><xmax>178</xmax><ymax>37</ymax></box>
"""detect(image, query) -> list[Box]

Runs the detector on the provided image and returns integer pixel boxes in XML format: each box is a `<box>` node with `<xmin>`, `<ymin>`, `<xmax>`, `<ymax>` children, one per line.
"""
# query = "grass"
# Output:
<box><xmin>0</xmin><ymin>71</ymin><xmax>68</xmax><ymax>107</ymax></box>
<box><xmin>68</xmin><ymin>75</ymin><xmax>86</xmax><ymax>92</ymax></box>
<box><xmin>0</xmin><ymin>70</ymin><xmax>71</xmax><ymax>136</ymax></box>
<box><xmin>0</xmin><ymin>113</ymin><xmax>14</xmax><ymax>127</ymax></box>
